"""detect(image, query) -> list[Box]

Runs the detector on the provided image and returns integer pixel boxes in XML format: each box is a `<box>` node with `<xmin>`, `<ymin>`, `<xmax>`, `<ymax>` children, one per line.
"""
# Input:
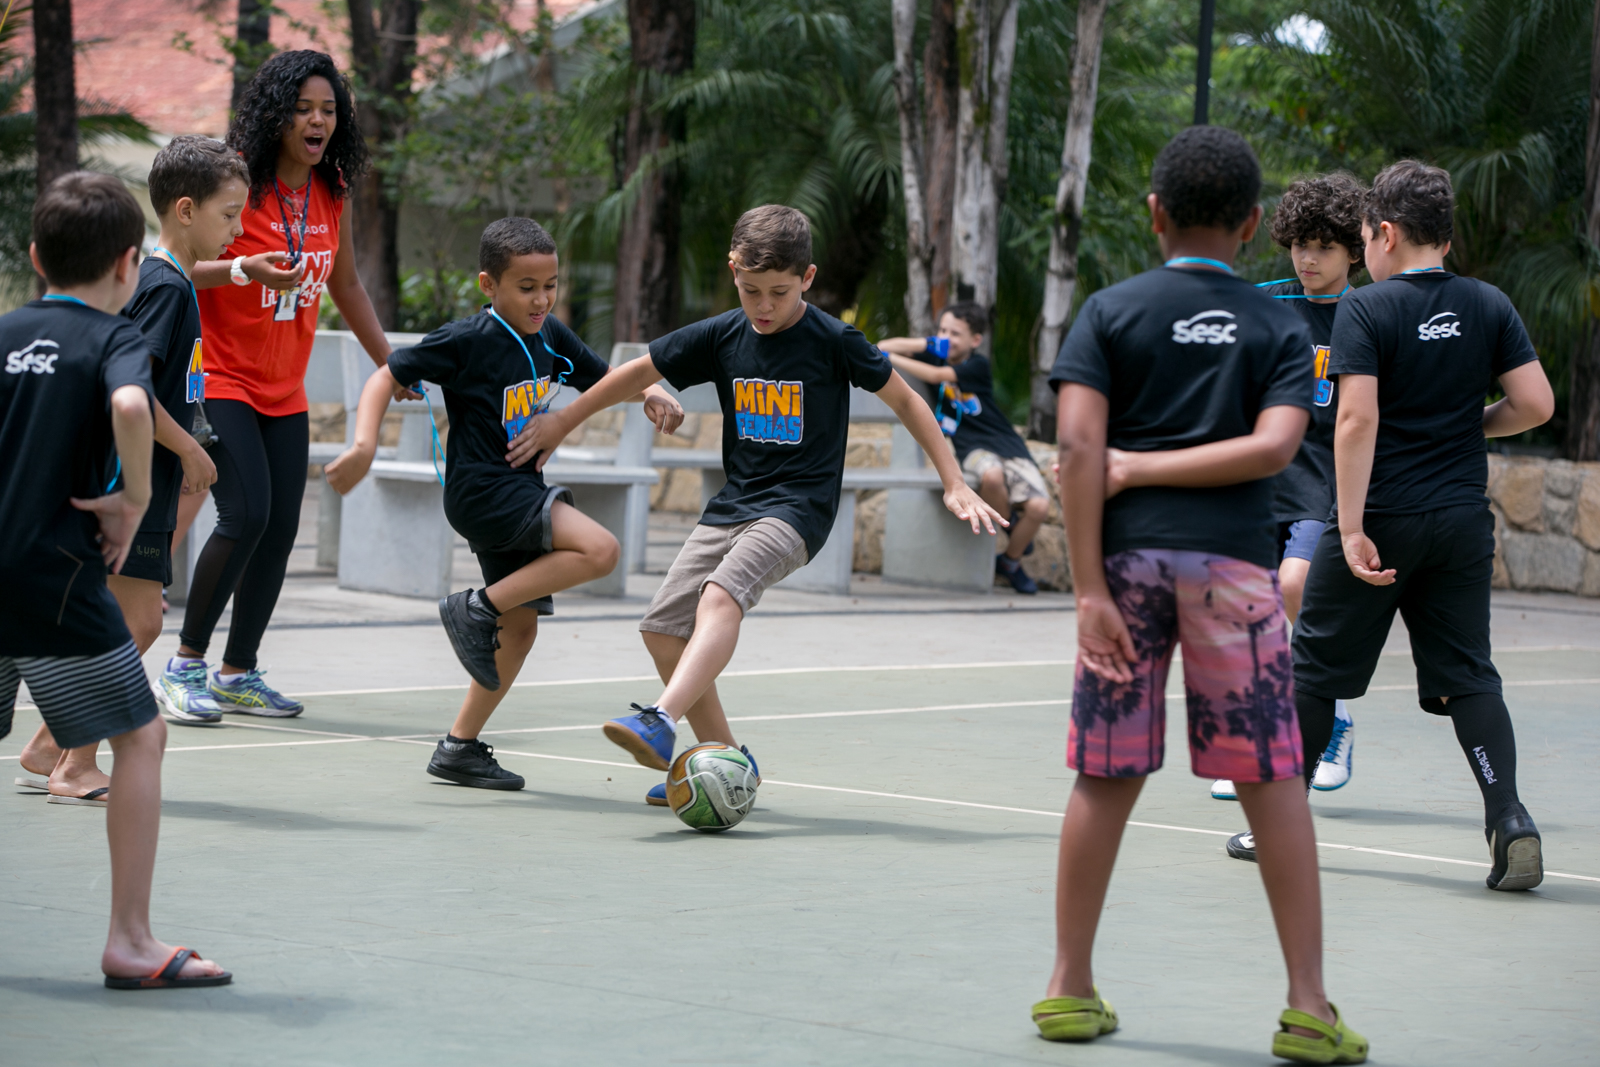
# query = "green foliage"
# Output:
<box><xmin>395</xmin><ymin>267</ymin><xmax>484</xmax><ymax>334</ymax></box>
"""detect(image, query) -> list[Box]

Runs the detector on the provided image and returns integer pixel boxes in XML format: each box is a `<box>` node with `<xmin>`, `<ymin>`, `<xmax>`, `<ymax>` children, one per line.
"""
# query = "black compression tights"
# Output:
<box><xmin>179</xmin><ymin>399</ymin><xmax>308</xmax><ymax>671</ymax></box>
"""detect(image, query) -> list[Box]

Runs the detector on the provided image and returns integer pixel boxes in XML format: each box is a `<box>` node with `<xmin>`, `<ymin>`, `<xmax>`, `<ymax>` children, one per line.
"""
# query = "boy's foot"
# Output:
<box><xmin>603</xmin><ymin>704</ymin><xmax>676</xmax><ymax>771</ymax></box>
<box><xmin>1485</xmin><ymin>802</ymin><xmax>1543</xmax><ymax>891</ymax></box>
<box><xmin>1210</xmin><ymin>779</ymin><xmax>1238</xmax><ymax>800</ymax></box>
<box><xmin>439</xmin><ymin>589</ymin><xmax>502</xmax><ymax>691</ymax></box>
<box><xmin>996</xmin><ymin>553</ymin><xmax>1038</xmax><ymax>595</ymax></box>
<box><xmin>1312</xmin><ymin>703</ymin><xmax>1354</xmax><ymax>791</ymax></box>
<box><xmin>156</xmin><ymin>658</ymin><xmax>223</xmax><ymax>725</ymax></box>
<box><xmin>426</xmin><ymin>737</ymin><xmax>525</xmax><ymax>790</ymax></box>
<box><xmin>103</xmin><ymin>942</ymin><xmax>230</xmax><ymax>990</ymax></box>
<box><xmin>1032</xmin><ymin>987</ymin><xmax>1118</xmax><ymax>1041</ymax></box>
<box><xmin>1272</xmin><ymin>1003</ymin><xmax>1368</xmax><ymax>1064</ymax></box>
<box><xmin>208</xmin><ymin>669</ymin><xmax>304</xmax><ymax>717</ymax></box>
<box><xmin>1226</xmin><ymin>831</ymin><xmax>1256</xmax><ymax>862</ymax></box>
<box><xmin>647</xmin><ymin>744</ymin><xmax>760</xmax><ymax>805</ymax></box>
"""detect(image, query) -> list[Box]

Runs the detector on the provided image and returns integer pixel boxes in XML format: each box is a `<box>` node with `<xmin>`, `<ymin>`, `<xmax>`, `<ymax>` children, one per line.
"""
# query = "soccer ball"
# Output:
<box><xmin>666</xmin><ymin>742</ymin><xmax>758</xmax><ymax>832</ymax></box>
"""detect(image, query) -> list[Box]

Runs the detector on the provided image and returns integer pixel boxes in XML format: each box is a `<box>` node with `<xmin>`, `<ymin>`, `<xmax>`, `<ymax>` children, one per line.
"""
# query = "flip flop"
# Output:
<box><xmin>14</xmin><ymin>774</ymin><xmax>49</xmax><ymax>792</ymax></box>
<box><xmin>105</xmin><ymin>946</ymin><xmax>232</xmax><ymax>990</ymax></box>
<box><xmin>47</xmin><ymin>787</ymin><xmax>109</xmax><ymax>807</ymax></box>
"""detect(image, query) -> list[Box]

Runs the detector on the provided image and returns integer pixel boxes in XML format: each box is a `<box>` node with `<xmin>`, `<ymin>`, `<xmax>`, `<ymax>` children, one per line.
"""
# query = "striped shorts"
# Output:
<box><xmin>0</xmin><ymin>642</ymin><xmax>159</xmax><ymax>750</ymax></box>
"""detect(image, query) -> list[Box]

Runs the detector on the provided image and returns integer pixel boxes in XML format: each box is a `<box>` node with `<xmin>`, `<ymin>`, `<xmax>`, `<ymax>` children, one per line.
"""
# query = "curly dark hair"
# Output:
<box><xmin>1269</xmin><ymin>172</ymin><xmax>1367</xmax><ymax>268</ymax></box>
<box><xmin>1365</xmin><ymin>160</ymin><xmax>1453</xmax><ymax>248</ymax></box>
<box><xmin>227</xmin><ymin>50</ymin><xmax>367</xmax><ymax>208</ymax></box>
<box><xmin>1150</xmin><ymin>126</ymin><xmax>1262</xmax><ymax>230</ymax></box>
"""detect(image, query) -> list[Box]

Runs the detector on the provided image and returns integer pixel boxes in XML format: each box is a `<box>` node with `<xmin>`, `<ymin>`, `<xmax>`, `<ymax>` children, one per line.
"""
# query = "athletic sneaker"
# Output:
<box><xmin>208</xmin><ymin>669</ymin><xmax>304</xmax><ymax>717</ymax></box>
<box><xmin>426</xmin><ymin>736</ymin><xmax>525</xmax><ymax>790</ymax></box>
<box><xmin>647</xmin><ymin>743</ymin><xmax>760</xmax><ymax>805</ymax></box>
<box><xmin>1311</xmin><ymin>701</ymin><xmax>1354</xmax><ymax>791</ymax></box>
<box><xmin>439</xmin><ymin>588</ymin><xmax>501</xmax><ymax>691</ymax></box>
<box><xmin>1226</xmin><ymin>831</ymin><xmax>1256</xmax><ymax>862</ymax></box>
<box><xmin>156</xmin><ymin>657</ymin><xmax>223</xmax><ymax>725</ymax></box>
<box><xmin>1210</xmin><ymin>779</ymin><xmax>1238</xmax><ymax>800</ymax></box>
<box><xmin>1485</xmin><ymin>802</ymin><xmax>1543</xmax><ymax>891</ymax></box>
<box><xmin>604</xmin><ymin>704</ymin><xmax>676</xmax><ymax>771</ymax></box>
<box><xmin>995</xmin><ymin>553</ymin><xmax>1038</xmax><ymax>595</ymax></box>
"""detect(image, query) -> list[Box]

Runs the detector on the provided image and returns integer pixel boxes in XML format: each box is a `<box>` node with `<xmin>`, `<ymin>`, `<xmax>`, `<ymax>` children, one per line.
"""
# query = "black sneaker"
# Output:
<box><xmin>426</xmin><ymin>737</ymin><xmax>525</xmax><ymax>790</ymax></box>
<box><xmin>1485</xmin><ymin>802</ymin><xmax>1543</xmax><ymax>891</ymax></box>
<box><xmin>1226</xmin><ymin>831</ymin><xmax>1256</xmax><ymax>862</ymax></box>
<box><xmin>439</xmin><ymin>589</ymin><xmax>501</xmax><ymax>691</ymax></box>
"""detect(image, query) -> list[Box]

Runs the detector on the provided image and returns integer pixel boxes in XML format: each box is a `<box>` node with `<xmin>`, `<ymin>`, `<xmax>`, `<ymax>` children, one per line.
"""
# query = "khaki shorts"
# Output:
<box><xmin>640</xmin><ymin>517</ymin><xmax>809</xmax><ymax>638</ymax></box>
<box><xmin>962</xmin><ymin>450</ymin><xmax>1049</xmax><ymax>505</ymax></box>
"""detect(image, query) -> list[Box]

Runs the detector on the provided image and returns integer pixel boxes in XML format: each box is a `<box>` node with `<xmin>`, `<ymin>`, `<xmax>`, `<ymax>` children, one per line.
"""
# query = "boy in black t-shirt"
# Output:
<box><xmin>877</xmin><ymin>302</ymin><xmax>1050</xmax><ymax>594</ymax></box>
<box><xmin>327</xmin><ymin>218</ymin><xmax>684</xmax><ymax>790</ymax></box>
<box><xmin>1040</xmin><ymin>128</ymin><xmax>1365</xmax><ymax>1062</ymax></box>
<box><xmin>513</xmin><ymin>206</ymin><xmax>1001</xmax><ymax>807</ymax></box>
<box><xmin>2</xmin><ymin>173</ymin><xmax>230</xmax><ymax>989</ymax></box>
<box><xmin>1288</xmin><ymin>161</ymin><xmax>1554</xmax><ymax>892</ymax></box>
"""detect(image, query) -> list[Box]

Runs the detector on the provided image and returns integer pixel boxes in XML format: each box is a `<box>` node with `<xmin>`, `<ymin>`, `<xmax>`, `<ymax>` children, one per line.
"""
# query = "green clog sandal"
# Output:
<box><xmin>1271</xmin><ymin>1003</ymin><xmax>1368</xmax><ymax>1064</ymax></box>
<box><xmin>1031</xmin><ymin>987</ymin><xmax>1118</xmax><ymax>1042</ymax></box>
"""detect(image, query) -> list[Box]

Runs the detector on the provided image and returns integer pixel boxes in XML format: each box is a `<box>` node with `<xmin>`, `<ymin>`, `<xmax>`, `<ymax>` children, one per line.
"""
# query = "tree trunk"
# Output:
<box><xmin>923</xmin><ymin>0</ymin><xmax>958</xmax><ymax>314</ymax></box>
<box><xmin>613</xmin><ymin>0</ymin><xmax>695</xmax><ymax>344</ymax></box>
<box><xmin>1027</xmin><ymin>0</ymin><xmax>1108</xmax><ymax>444</ymax></box>
<box><xmin>949</xmin><ymin>0</ymin><xmax>1017</xmax><ymax>328</ymax></box>
<box><xmin>891</xmin><ymin>0</ymin><xmax>934</xmax><ymax>335</ymax></box>
<box><xmin>33</xmin><ymin>0</ymin><xmax>77</xmax><ymax>194</ymax></box>
<box><xmin>231</xmin><ymin>0</ymin><xmax>272</xmax><ymax>114</ymax></box>
<box><xmin>1569</xmin><ymin>0</ymin><xmax>1600</xmax><ymax>459</ymax></box>
<box><xmin>349</xmin><ymin>0</ymin><xmax>420</xmax><ymax>331</ymax></box>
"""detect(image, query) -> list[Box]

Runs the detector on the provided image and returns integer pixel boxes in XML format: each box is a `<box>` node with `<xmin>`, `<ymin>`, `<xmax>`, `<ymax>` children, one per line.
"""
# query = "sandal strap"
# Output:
<box><xmin>1032</xmin><ymin>995</ymin><xmax>1105</xmax><ymax>1017</ymax></box>
<box><xmin>155</xmin><ymin>946</ymin><xmax>196</xmax><ymax>981</ymax></box>
<box><xmin>1278</xmin><ymin>1008</ymin><xmax>1339</xmax><ymax>1042</ymax></box>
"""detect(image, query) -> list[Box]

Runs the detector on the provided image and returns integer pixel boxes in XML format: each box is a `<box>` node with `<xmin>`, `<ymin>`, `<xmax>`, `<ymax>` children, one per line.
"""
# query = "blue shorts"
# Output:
<box><xmin>1279</xmin><ymin>519</ymin><xmax>1325</xmax><ymax>564</ymax></box>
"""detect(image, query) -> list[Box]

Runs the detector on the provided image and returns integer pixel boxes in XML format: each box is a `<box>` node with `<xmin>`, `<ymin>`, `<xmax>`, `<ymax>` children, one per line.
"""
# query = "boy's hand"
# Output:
<box><xmin>70</xmin><ymin>492</ymin><xmax>146</xmax><ymax>573</ymax></box>
<box><xmin>325</xmin><ymin>444</ymin><xmax>375</xmax><ymax>495</ymax></box>
<box><xmin>1341</xmin><ymin>529</ymin><xmax>1396</xmax><ymax>585</ymax></box>
<box><xmin>1104</xmin><ymin>448</ymin><xmax>1134</xmax><ymax>499</ymax></box>
<box><xmin>943</xmin><ymin>482</ymin><xmax>1007</xmax><ymax>534</ymax></box>
<box><xmin>1076</xmin><ymin>592</ymin><xmax>1138</xmax><ymax>684</ymax></box>
<box><xmin>508</xmin><ymin>411</ymin><xmax>568</xmax><ymax>471</ymax></box>
<box><xmin>178</xmin><ymin>438</ymin><xmax>218</xmax><ymax>495</ymax></box>
<box><xmin>392</xmin><ymin>380</ymin><xmax>424</xmax><ymax>402</ymax></box>
<box><xmin>643</xmin><ymin>392</ymin><xmax>684</xmax><ymax>436</ymax></box>
<box><xmin>242</xmin><ymin>252</ymin><xmax>306</xmax><ymax>291</ymax></box>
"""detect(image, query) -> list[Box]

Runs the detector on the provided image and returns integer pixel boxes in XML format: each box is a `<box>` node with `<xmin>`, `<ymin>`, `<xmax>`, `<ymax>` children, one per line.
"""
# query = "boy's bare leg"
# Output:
<box><xmin>448</xmin><ymin>606</ymin><xmax>539</xmax><ymax>739</ymax></box>
<box><xmin>641</xmin><ymin>629</ymin><xmax>736</xmax><ymax>746</ymax></box>
<box><xmin>1005</xmin><ymin>495</ymin><xmax>1049</xmax><ymax>561</ymax></box>
<box><xmin>1235</xmin><ymin>778</ymin><xmax>1335</xmax><ymax>1034</ymax></box>
<box><xmin>1046</xmin><ymin>774</ymin><xmax>1144</xmax><ymax>998</ymax></box>
<box><xmin>652</xmin><ymin>583</ymin><xmax>743</xmax><ymax>737</ymax></box>
<box><xmin>1278</xmin><ymin>557</ymin><xmax>1311</xmax><ymax>623</ymax></box>
<box><xmin>99</xmin><ymin>715</ymin><xmax>225</xmax><ymax>981</ymax></box>
<box><xmin>979</xmin><ymin>469</ymin><xmax>1010</xmax><ymax>520</ymax></box>
<box><xmin>483</xmin><ymin>502</ymin><xmax>619</xmax><ymax>611</ymax></box>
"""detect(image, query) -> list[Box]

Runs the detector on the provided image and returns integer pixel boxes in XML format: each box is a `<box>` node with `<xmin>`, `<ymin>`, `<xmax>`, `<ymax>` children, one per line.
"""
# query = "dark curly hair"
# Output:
<box><xmin>1365</xmin><ymin>160</ymin><xmax>1453</xmax><ymax>248</ymax></box>
<box><xmin>1269</xmin><ymin>172</ymin><xmax>1367</xmax><ymax>269</ymax></box>
<box><xmin>227</xmin><ymin>50</ymin><xmax>367</xmax><ymax>208</ymax></box>
<box><xmin>1150</xmin><ymin>126</ymin><xmax>1262</xmax><ymax>230</ymax></box>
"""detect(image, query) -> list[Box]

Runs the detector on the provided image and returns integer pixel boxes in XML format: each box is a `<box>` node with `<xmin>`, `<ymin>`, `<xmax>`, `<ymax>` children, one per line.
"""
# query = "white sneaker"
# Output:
<box><xmin>1210</xmin><ymin>779</ymin><xmax>1238</xmax><ymax>800</ymax></box>
<box><xmin>1312</xmin><ymin>701</ymin><xmax>1353</xmax><ymax>791</ymax></box>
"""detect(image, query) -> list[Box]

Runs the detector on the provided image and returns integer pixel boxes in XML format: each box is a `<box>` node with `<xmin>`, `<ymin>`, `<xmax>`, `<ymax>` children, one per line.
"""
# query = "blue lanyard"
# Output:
<box><xmin>274</xmin><ymin>178</ymin><xmax>310</xmax><ymax>265</ymax></box>
<box><xmin>1400</xmin><ymin>266</ymin><xmax>1445</xmax><ymax>275</ymax></box>
<box><xmin>1165</xmin><ymin>256</ymin><xmax>1235</xmax><ymax>273</ymax></box>
<box><xmin>485</xmin><ymin>306</ymin><xmax>574</xmax><ymax>412</ymax></box>
<box><xmin>1254</xmin><ymin>277</ymin><xmax>1351</xmax><ymax>301</ymax></box>
<box><xmin>46</xmin><ymin>294</ymin><xmax>127</xmax><ymax>491</ymax></box>
<box><xmin>152</xmin><ymin>247</ymin><xmax>196</xmax><ymax>295</ymax></box>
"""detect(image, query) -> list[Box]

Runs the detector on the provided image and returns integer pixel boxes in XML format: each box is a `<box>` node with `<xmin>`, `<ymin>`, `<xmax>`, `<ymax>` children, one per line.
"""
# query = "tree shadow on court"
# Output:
<box><xmin>160</xmin><ymin>799</ymin><xmax>422</xmax><ymax>834</ymax></box>
<box><xmin>0</xmin><ymin>975</ymin><xmax>352</xmax><ymax>1024</ymax></box>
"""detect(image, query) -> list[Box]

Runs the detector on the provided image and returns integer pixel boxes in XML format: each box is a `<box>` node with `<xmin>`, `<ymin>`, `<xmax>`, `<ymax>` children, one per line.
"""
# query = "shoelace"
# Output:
<box><xmin>629</xmin><ymin>702</ymin><xmax>666</xmax><ymax>729</ymax></box>
<box><xmin>177</xmin><ymin>665</ymin><xmax>210</xmax><ymax>690</ymax></box>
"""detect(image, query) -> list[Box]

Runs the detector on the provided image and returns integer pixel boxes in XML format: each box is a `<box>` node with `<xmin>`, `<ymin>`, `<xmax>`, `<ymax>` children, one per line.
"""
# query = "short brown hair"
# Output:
<box><xmin>32</xmin><ymin>171</ymin><xmax>146</xmax><ymax>287</ymax></box>
<box><xmin>479</xmin><ymin>216</ymin><xmax>558</xmax><ymax>280</ymax></box>
<box><xmin>1269</xmin><ymin>172</ymin><xmax>1366</xmax><ymax>269</ymax></box>
<box><xmin>940</xmin><ymin>302</ymin><xmax>988</xmax><ymax>336</ymax></box>
<box><xmin>148</xmin><ymin>135</ymin><xmax>250</xmax><ymax>216</ymax></box>
<box><xmin>1365</xmin><ymin>160</ymin><xmax>1453</xmax><ymax>248</ymax></box>
<box><xmin>729</xmin><ymin>205</ymin><xmax>812</xmax><ymax>275</ymax></box>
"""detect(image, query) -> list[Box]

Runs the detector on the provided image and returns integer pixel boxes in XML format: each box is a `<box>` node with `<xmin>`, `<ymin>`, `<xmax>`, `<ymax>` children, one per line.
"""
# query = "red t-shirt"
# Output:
<box><xmin>198</xmin><ymin>172</ymin><xmax>343</xmax><ymax>416</ymax></box>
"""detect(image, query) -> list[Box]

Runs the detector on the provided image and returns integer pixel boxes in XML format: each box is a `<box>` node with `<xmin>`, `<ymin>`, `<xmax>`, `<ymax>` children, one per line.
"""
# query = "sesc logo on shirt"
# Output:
<box><xmin>4</xmin><ymin>339</ymin><xmax>59</xmax><ymax>375</ymax></box>
<box><xmin>502</xmin><ymin>376</ymin><xmax>554</xmax><ymax>441</ymax></box>
<box><xmin>1417</xmin><ymin>312</ymin><xmax>1462</xmax><ymax>341</ymax></box>
<box><xmin>733</xmin><ymin>377</ymin><xmax>803</xmax><ymax>445</ymax></box>
<box><xmin>1171</xmin><ymin>310</ymin><xmax>1238</xmax><ymax>345</ymax></box>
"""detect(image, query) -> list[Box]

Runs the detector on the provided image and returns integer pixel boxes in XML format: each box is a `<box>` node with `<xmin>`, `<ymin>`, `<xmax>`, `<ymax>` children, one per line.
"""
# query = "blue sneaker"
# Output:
<box><xmin>647</xmin><ymin>743</ymin><xmax>759</xmax><ymax>805</ymax></box>
<box><xmin>156</xmin><ymin>657</ymin><xmax>222</xmax><ymax>725</ymax></box>
<box><xmin>996</xmin><ymin>553</ymin><xmax>1038</xmax><ymax>595</ymax></box>
<box><xmin>603</xmin><ymin>704</ymin><xmax>676</xmax><ymax>770</ymax></box>
<box><xmin>1311</xmin><ymin>701</ymin><xmax>1353</xmax><ymax>791</ymax></box>
<box><xmin>208</xmin><ymin>668</ymin><xmax>304</xmax><ymax>718</ymax></box>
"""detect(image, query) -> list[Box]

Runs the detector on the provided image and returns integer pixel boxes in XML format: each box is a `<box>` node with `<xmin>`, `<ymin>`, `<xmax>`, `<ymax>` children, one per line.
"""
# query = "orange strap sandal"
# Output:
<box><xmin>104</xmin><ymin>946</ymin><xmax>233</xmax><ymax>990</ymax></box>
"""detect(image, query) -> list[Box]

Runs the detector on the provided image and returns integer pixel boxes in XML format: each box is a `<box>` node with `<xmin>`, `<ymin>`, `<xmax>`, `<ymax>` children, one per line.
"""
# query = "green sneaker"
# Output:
<box><xmin>1031</xmin><ymin>987</ymin><xmax>1118</xmax><ymax>1041</ymax></box>
<box><xmin>1272</xmin><ymin>1003</ymin><xmax>1368</xmax><ymax>1064</ymax></box>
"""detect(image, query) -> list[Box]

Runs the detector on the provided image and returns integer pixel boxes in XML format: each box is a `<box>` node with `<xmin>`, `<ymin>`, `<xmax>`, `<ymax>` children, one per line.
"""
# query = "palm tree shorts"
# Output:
<box><xmin>1068</xmin><ymin>549</ymin><xmax>1304</xmax><ymax>783</ymax></box>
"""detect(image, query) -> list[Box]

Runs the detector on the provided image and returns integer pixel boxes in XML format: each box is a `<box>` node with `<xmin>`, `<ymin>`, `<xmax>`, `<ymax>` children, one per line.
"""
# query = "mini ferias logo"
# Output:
<box><xmin>733</xmin><ymin>378</ymin><xmax>803</xmax><ymax>445</ymax></box>
<box><xmin>502</xmin><ymin>377</ymin><xmax>554</xmax><ymax>441</ymax></box>
<box><xmin>1171</xmin><ymin>310</ymin><xmax>1238</xmax><ymax>345</ymax></box>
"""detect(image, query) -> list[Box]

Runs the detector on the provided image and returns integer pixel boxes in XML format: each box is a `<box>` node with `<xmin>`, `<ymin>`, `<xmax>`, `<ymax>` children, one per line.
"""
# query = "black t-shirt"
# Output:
<box><xmin>386</xmin><ymin>310</ymin><xmax>610</xmax><ymax>548</ymax></box>
<box><xmin>915</xmin><ymin>350</ymin><xmax>1033</xmax><ymax>463</ymax></box>
<box><xmin>121</xmin><ymin>256</ymin><xmax>203</xmax><ymax>532</ymax></box>
<box><xmin>1050</xmin><ymin>267</ymin><xmax>1313</xmax><ymax>568</ymax></box>
<box><xmin>1329</xmin><ymin>272</ymin><xmax>1538</xmax><ymax>516</ymax></box>
<box><xmin>650</xmin><ymin>305</ymin><xmax>893</xmax><ymax>558</ymax></box>
<box><xmin>1261</xmin><ymin>281</ymin><xmax>1339</xmax><ymax>524</ymax></box>
<box><xmin>0</xmin><ymin>299</ymin><xmax>152</xmax><ymax>656</ymax></box>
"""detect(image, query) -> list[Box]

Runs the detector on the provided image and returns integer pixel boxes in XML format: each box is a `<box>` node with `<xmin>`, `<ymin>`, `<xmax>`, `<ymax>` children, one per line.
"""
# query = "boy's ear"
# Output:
<box><xmin>800</xmin><ymin>264</ymin><xmax>816</xmax><ymax>290</ymax></box>
<box><xmin>1235</xmin><ymin>204</ymin><xmax>1264</xmax><ymax>245</ymax></box>
<box><xmin>174</xmin><ymin>195</ymin><xmax>196</xmax><ymax>226</ymax></box>
<box><xmin>27</xmin><ymin>241</ymin><xmax>42</xmax><ymax>279</ymax></box>
<box><xmin>477</xmin><ymin>270</ymin><xmax>495</xmax><ymax>297</ymax></box>
<box><xmin>114</xmin><ymin>246</ymin><xmax>139</xmax><ymax>285</ymax></box>
<box><xmin>1147</xmin><ymin>192</ymin><xmax>1166</xmax><ymax>233</ymax></box>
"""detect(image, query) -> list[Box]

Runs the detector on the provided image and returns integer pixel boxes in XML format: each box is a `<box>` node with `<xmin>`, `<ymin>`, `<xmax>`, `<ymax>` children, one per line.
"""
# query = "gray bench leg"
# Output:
<box><xmin>337</xmin><ymin>478</ymin><xmax>454</xmax><ymax>599</ymax></box>
<box><xmin>567</xmin><ymin>482</ymin><xmax>629</xmax><ymax>597</ymax></box>
<box><xmin>699</xmin><ymin>468</ymin><xmax>727</xmax><ymax>512</ymax></box>
<box><xmin>776</xmin><ymin>493</ymin><xmax>854</xmax><ymax>594</ymax></box>
<box><xmin>883</xmin><ymin>489</ymin><xmax>997</xmax><ymax>591</ymax></box>
<box><xmin>167</xmin><ymin>493</ymin><xmax>218</xmax><ymax>606</ymax></box>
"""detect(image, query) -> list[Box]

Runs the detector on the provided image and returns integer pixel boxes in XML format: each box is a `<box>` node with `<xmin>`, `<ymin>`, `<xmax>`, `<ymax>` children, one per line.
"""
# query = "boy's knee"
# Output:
<box><xmin>111</xmin><ymin>714</ymin><xmax>166</xmax><ymax>756</ymax></box>
<box><xmin>981</xmin><ymin>468</ymin><xmax>1005</xmax><ymax>493</ymax></box>
<box><xmin>698</xmin><ymin>581</ymin><xmax>743</xmax><ymax>618</ymax></box>
<box><xmin>1024</xmin><ymin>495</ymin><xmax>1048</xmax><ymax>519</ymax></box>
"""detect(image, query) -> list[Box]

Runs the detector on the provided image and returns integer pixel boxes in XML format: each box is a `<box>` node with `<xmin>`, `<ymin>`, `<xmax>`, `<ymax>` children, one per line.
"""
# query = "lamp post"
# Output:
<box><xmin>1194</xmin><ymin>0</ymin><xmax>1216</xmax><ymax>125</ymax></box>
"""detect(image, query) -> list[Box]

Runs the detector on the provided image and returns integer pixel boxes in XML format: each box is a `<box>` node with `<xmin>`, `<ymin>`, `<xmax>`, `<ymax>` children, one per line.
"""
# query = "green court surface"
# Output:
<box><xmin>3</xmin><ymin>651</ymin><xmax>1598</xmax><ymax>1066</ymax></box>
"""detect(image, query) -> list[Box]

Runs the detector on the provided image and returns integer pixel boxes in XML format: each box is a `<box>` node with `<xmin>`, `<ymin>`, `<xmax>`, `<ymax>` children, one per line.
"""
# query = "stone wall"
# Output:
<box><xmin>1487</xmin><ymin>454</ymin><xmax>1600</xmax><ymax>595</ymax></box>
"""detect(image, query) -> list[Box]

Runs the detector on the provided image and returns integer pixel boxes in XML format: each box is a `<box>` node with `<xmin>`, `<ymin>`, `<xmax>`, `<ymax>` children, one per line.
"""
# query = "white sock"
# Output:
<box><xmin>1334</xmin><ymin>699</ymin><xmax>1351</xmax><ymax>723</ymax></box>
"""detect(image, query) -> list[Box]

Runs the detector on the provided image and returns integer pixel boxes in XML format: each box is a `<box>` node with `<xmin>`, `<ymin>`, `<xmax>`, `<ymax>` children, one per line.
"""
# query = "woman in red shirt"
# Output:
<box><xmin>157</xmin><ymin>50</ymin><xmax>408</xmax><ymax>718</ymax></box>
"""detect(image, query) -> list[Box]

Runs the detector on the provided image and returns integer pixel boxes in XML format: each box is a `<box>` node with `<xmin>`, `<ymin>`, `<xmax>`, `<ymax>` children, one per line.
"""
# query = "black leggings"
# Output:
<box><xmin>179</xmin><ymin>399</ymin><xmax>308</xmax><ymax>671</ymax></box>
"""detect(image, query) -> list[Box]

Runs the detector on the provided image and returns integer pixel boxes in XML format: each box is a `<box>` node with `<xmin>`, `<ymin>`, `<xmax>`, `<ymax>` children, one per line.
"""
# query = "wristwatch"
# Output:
<box><xmin>229</xmin><ymin>256</ymin><xmax>250</xmax><ymax>286</ymax></box>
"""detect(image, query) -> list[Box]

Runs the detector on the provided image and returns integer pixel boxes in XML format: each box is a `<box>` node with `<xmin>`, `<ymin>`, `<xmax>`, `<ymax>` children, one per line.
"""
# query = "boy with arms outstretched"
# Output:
<box><xmin>514</xmin><ymin>206</ymin><xmax>1002</xmax><ymax>804</ymax></box>
<box><xmin>2</xmin><ymin>173</ymin><xmax>230</xmax><ymax>988</ymax></box>
<box><xmin>1288</xmin><ymin>161</ymin><xmax>1553</xmax><ymax>891</ymax></box>
<box><xmin>877</xmin><ymin>302</ymin><xmax>1050</xmax><ymax>594</ymax></box>
<box><xmin>1038</xmin><ymin>128</ymin><xmax>1365</xmax><ymax>1063</ymax></box>
<box><xmin>326</xmin><ymin>218</ymin><xmax>684</xmax><ymax>790</ymax></box>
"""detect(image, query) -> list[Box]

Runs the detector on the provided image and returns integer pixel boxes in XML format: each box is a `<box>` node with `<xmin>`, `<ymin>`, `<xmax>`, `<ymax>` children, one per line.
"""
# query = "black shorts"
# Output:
<box><xmin>464</xmin><ymin>483</ymin><xmax>572</xmax><ymax>617</ymax></box>
<box><xmin>1292</xmin><ymin>503</ymin><xmax>1500</xmax><ymax>710</ymax></box>
<box><xmin>117</xmin><ymin>529</ymin><xmax>173</xmax><ymax>585</ymax></box>
<box><xmin>0</xmin><ymin>641</ymin><xmax>160</xmax><ymax>749</ymax></box>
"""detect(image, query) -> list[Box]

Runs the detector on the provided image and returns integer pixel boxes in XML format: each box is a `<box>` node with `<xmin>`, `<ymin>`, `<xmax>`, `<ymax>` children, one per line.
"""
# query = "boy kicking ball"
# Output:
<box><xmin>326</xmin><ymin>218</ymin><xmax>684</xmax><ymax>790</ymax></box>
<box><xmin>514</xmin><ymin>205</ymin><xmax>1003</xmax><ymax>806</ymax></box>
<box><xmin>1038</xmin><ymin>128</ymin><xmax>1365</xmax><ymax>1062</ymax></box>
